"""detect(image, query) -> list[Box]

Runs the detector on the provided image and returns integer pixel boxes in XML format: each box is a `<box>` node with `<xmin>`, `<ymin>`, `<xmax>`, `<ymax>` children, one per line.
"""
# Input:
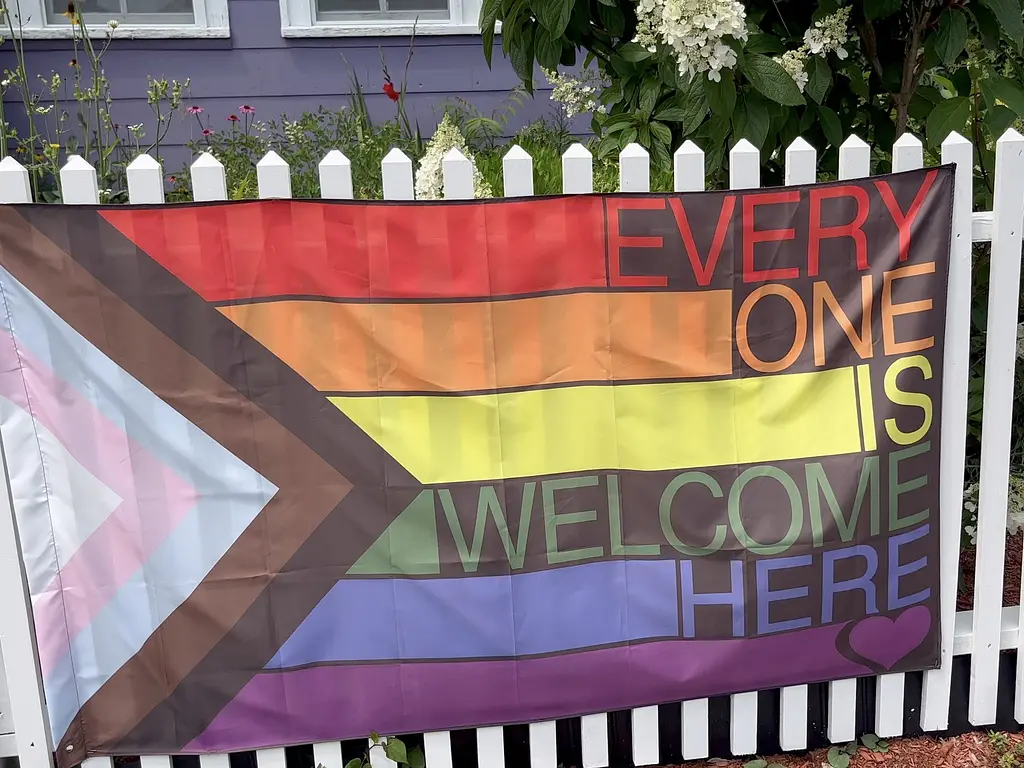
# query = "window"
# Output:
<box><xmin>280</xmin><ymin>0</ymin><xmax>485</xmax><ymax>36</ymax></box>
<box><xmin>14</xmin><ymin>0</ymin><xmax>228</xmax><ymax>37</ymax></box>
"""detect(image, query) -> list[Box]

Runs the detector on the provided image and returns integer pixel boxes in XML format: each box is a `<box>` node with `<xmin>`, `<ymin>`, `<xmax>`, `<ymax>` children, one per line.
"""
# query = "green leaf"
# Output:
<box><xmin>595</xmin><ymin>1</ymin><xmax>624</xmax><ymax>36</ymax></box>
<box><xmin>639</xmin><ymin>79</ymin><xmax>662</xmax><ymax>118</ymax></box>
<box><xmin>843</xmin><ymin>742</ymin><xmax>858</xmax><ymax>755</ymax></box>
<box><xmin>804</xmin><ymin>56</ymin><xmax>832</xmax><ymax>104</ymax></box>
<box><xmin>742</xmin><ymin>760</ymin><xmax>767</xmax><ymax>768</ymax></box>
<box><xmin>407</xmin><ymin>747</ymin><xmax>425</xmax><ymax>768</ymax></box>
<box><xmin>602</xmin><ymin>113</ymin><xmax>634</xmax><ymax>134</ymax></box>
<box><xmin>816</xmin><ymin>104</ymin><xmax>843</xmax><ymax>147</ymax></box>
<box><xmin>934</xmin><ymin>9</ymin><xmax>968</xmax><ymax>66</ymax></box>
<box><xmin>534</xmin><ymin>27</ymin><xmax>561</xmax><ymax>69</ymax></box>
<box><xmin>650</xmin><ymin>120</ymin><xmax>671</xmax><ymax>145</ymax></box>
<box><xmin>861</xmin><ymin>734</ymin><xmax>879</xmax><ymax>749</ymax></box>
<box><xmin>864</xmin><ymin>0</ymin><xmax>900</xmax><ymax>19</ymax></box>
<box><xmin>384</xmin><ymin>740</ymin><xmax>408</xmax><ymax>765</ymax></box>
<box><xmin>596</xmin><ymin>133</ymin><xmax>619</xmax><ymax>159</ymax></box>
<box><xmin>972</xmin><ymin>4</ymin><xmax>1003</xmax><ymax>50</ymax></box>
<box><xmin>370</xmin><ymin>732</ymin><xmax>381</xmax><ymax>745</ymax></box>
<box><xmin>620</xmin><ymin>126</ymin><xmax>638</xmax><ymax>146</ymax></box>
<box><xmin>652</xmin><ymin>139</ymin><xmax>672</xmax><ymax>170</ymax></box>
<box><xmin>619</xmin><ymin>42</ymin><xmax>653</xmax><ymax>62</ymax></box>
<box><xmin>508</xmin><ymin>22</ymin><xmax>536</xmax><ymax>91</ymax></box>
<box><xmin>985</xmin><ymin>104</ymin><xmax>1017</xmax><ymax>138</ymax></box>
<box><xmin>743</xmin><ymin>53</ymin><xmax>805</xmax><ymax>106</ymax></box>
<box><xmin>600</xmin><ymin>82</ymin><xmax>623</xmax><ymax>106</ymax></box>
<box><xmin>982</xmin><ymin>75</ymin><xmax>1024</xmax><ymax>117</ymax></box>
<box><xmin>654</xmin><ymin>105</ymin><xmax>690</xmax><ymax>122</ymax></box>
<box><xmin>479</xmin><ymin>0</ymin><xmax>501</xmax><ymax>66</ymax></box>
<box><xmin>980</xmin><ymin>0</ymin><xmax>1024</xmax><ymax>50</ymax></box>
<box><xmin>745</xmin><ymin>33</ymin><xmax>784</xmax><ymax>54</ymax></box>
<box><xmin>734</xmin><ymin>98</ymin><xmax>770</xmax><ymax>148</ymax></box>
<box><xmin>533</xmin><ymin>0</ymin><xmax>572</xmax><ymax>36</ymax></box>
<box><xmin>704</xmin><ymin>70</ymin><xmax>736</xmax><ymax>117</ymax></box>
<box><xmin>832</xmin><ymin>755</ymin><xmax>850</xmax><ymax>768</ymax></box>
<box><xmin>926</xmin><ymin>95</ymin><xmax>971</xmax><ymax>147</ymax></box>
<box><xmin>344</xmin><ymin>759</ymin><xmax>363</xmax><ymax>768</ymax></box>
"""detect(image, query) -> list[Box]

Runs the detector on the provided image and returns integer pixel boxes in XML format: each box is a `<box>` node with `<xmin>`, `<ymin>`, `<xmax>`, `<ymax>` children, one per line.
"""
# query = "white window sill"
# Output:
<box><xmin>282</xmin><ymin>21</ymin><xmax>491</xmax><ymax>36</ymax></box>
<box><xmin>13</xmin><ymin>25</ymin><xmax>230</xmax><ymax>38</ymax></box>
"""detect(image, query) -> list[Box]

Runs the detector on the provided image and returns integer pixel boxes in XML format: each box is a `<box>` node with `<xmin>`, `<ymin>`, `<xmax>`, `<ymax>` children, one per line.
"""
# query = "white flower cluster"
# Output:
<box><xmin>772</xmin><ymin>7</ymin><xmax>851</xmax><ymax>92</ymax></box>
<box><xmin>415</xmin><ymin>113</ymin><xmax>493</xmax><ymax>200</ymax></box>
<box><xmin>542</xmin><ymin>68</ymin><xmax>608</xmax><ymax>118</ymax></box>
<box><xmin>633</xmin><ymin>0</ymin><xmax>747</xmax><ymax>82</ymax></box>
<box><xmin>963</xmin><ymin>474</ymin><xmax>1024</xmax><ymax>546</ymax></box>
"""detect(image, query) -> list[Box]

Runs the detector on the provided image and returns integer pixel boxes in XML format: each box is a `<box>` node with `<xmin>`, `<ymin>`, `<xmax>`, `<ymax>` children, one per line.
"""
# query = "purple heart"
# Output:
<box><xmin>847</xmin><ymin>606</ymin><xmax>932</xmax><ymax>671</ymax></box>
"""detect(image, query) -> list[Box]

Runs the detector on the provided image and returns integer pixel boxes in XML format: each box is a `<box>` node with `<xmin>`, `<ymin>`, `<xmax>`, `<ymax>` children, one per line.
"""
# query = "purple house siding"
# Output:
<box><xmin>1</xmin><ymin>0</ymin><xmax>559</xmax><ymax>169</ymax></box>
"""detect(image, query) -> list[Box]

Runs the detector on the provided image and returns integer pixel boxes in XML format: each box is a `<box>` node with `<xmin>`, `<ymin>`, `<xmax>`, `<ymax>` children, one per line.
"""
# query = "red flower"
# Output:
<box><xmin>383</xmin><ymin>81</ymin><xmax>399</xmax><ymax>101</ymax></box>
<box><xmin>228</xmin><ymin>114</ymin><xmax>239</xmax><ymax>122</ymax></box>
<box><xmin>168</xmin><ymin>175</ymin><xmax>177</xmax><ymax>183</ymax></box>
<box><xmin>239</xmin><ymin>104</ymin><xmax>255</xmax><ymax>114</ymax></box>
<box><xmin>187</xmin><ymin>105</ymin><xmax>203</xmax><ymax>115</ymax></box>
<box><xmin>202</xmin><ymin>128</ymin><xmax>214</xmax><ymax>136</ymax></box>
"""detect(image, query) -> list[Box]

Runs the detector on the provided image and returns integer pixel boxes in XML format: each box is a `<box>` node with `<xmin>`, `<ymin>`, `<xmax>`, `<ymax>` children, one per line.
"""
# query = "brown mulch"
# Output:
<box><xmin>686</xmin><ymin>731</ymin><xmax>1023</xmax><ymax>767</ymax></box>
<box><xmin>957</xmin><ymin>530</ymin><xmax>1024</xmax><ymax>610</ymax></box>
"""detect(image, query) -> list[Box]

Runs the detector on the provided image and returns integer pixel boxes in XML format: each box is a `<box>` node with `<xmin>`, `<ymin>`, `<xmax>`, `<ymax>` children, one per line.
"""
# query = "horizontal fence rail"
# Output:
<box><xmin>0</xmin><ymin>129</ymin><xmax>1021</xmax><ymax>768</ymax></box>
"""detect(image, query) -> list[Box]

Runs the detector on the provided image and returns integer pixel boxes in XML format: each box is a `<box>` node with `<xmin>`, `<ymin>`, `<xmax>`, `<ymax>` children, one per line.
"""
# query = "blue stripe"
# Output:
<box><xmin>268</xmin><ymin>559</ymin><xmax>679</xmax><ymax>668</ymax></box>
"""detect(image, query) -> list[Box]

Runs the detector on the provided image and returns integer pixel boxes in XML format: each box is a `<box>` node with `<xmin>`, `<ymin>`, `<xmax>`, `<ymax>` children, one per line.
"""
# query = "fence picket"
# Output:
<box><xmin>82</xmin><ymin>758</ymin><xmax>114</xmax><ymax>768</ymax></box>
<box><xmin>562</xmin><ymin>144</ymin><xmax>593</xmax><ymax>194</ymax></box>
<box><xmin>973</xmin><ymin>128</ymin><xmax>1024</xmax><ymax>725</ymax></box>
<box><xmin>529</xmin><ymin>720</ymin><xmax>557</xmax><ymax>768</ymax></box>
<box><xmin>681</xmin><ymin>698</ymin><xmax>710</xmax><ymax>761</ymax></box>
<box><xmin>580</xmin><ymin>714</ymin><xmax>608</xmax><ymax>768</ymax></box>
<box><xmin>920</xmin><ymin>132</ymin><xmax>974</xmax><ymax>731</ymax></box>
<box><xmin>424</xmin><ymin>731</ymin><xmax>454</xmax><ymax>768</ymax></box>
<box><xmin>476</xmin><ymin>726</ymin><xmax>505</xmax><ymax>768</ymax></box>
<box><xmin>257</xmin><ymin>748</ymin><xmax>287</xmax><ymax>768</ymax></box>
<box><xmin>319</xmin><ymin>150</ymin><xmax>353</xmax><ymax>199</ymax></box>
<box><xmin>727</xmin><ymin>137</ymin><xmax>761</xmax><ymax>758</ymax></box>
<box><xmin>776</xmin><ymin>134</ymin><xmax>818</xmax><ymax>755</ymax></box>
<box><xmin>443</xmin><ymin>147</ymin><xmax>475</xmax><ymax>200</ymax></box>
<box><xmin>631</xmin><ymin>705</ymin><xmax>659</xmax><ymax>766</ymax></box>
<box><xmin>674</xmin><ymin>140</ymin><xmax>704</xmax><ymax>192</ymax></box>
<box><xmin>191</xmin><ymin>152</ymin><xmax>228</xmax><ymax>202</ymax></box>
<box><xmin>382</xmin><ymin>148</ymin><xmax>414</xmax><ymax>200</ymax></box>
<box><xmin>140</xmin><ymin>755</ymin><xmax>173</xmax><ymax>768</ymax></box>
<box><xmin>619</xmin><ymin>143</ymin><xmax>650</xmax><ymax>192</ymax></box>
<box><xmin>370</xmin><ymin>740</ymin><xmax>398</xmax><ymax>768</ymax></box>
<box><xmin>826</xmin><ymin>134</ymin><xmax>871</xmax><ymax>746</ymax></box>
<box><xmin>313</xmin><ymin>742</ymin><xmax>345</xmax><ymax>768</ymax></box>
<box><xmin>126</xmin><ymin>154</ymin><xmax>165</xmax><ymax>205</ymax></box>
<box><xmin>502</xmin><ymin>144</ymin><xmax>533</xmax><ymax>197</ymax></box>
<box><xmin>257</xmin><ymin>150</ymin><xmax>292</xmax><ymax>199</ymax></box>
<box><xmin>0</xmin><ymin>156</ymin><xmax>31</xmax><ymax>203</ymax></box>
<box><xmin>60</xmin><ymin>155</ymin><xmax>99</xmax><ymax>205</ymax></box>
<box><xmin>200</xmin><ymin>754</ymin><xmax>230</xmax><ymax>768</ymax></box>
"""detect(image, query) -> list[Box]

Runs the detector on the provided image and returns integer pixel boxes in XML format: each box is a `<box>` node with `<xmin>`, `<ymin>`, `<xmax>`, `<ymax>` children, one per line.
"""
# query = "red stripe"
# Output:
<box><xmin>101</xmin><ymin>197</ymin><xmax>608</xmax><ymax>302</ymax></box>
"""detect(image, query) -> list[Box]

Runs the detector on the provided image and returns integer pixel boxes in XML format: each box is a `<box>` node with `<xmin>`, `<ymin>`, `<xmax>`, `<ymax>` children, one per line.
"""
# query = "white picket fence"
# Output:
<box><xmin>0</xmin><ymin>129</ymin><xmax>1022</xmax><ymax>768</ymax></box>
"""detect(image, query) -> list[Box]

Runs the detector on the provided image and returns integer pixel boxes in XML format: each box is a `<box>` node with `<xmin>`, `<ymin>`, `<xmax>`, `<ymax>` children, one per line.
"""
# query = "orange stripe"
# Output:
<box><xmin>219</xmin><ymin>292</ymin><xmax>733</xmax><ymax>393</ymax></box>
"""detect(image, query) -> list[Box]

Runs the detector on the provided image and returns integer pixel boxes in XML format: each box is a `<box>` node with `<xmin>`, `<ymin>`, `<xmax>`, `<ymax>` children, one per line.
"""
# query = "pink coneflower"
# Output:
<box><xmin>228</xmin><ymin>114</ymin><xmax>239</xmax><ymax>122</ymax></box>
<box><xmin>202</xmin><ymin>128</ymin><xmax>214</xmax><ymax>136</ymax></box>
<box><xmin>239</xmin><ymin>104</ymin><xmax>254</xmax><ymax>114</ymax></box>
<box><xmin>187</xmin><ymin>105</ymin><xmax>203</xmax><ymax>115</ymax></box>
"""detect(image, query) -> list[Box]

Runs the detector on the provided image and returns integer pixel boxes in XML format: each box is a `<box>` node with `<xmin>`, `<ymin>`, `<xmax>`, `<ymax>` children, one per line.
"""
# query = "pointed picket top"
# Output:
<box><xmin>257</xmin><ymin>150</ymin><xmax>292</xmax><ymax>199</ymax></box>
<box><xmin>941</xmin><ymin>130</ymin><xmax>971</xmax><ymax>149</ymax></box>
<box><xmin>674</xmin><ymin>140</ymin><xmax>704</xmax><ymax>192</ymax></box>
<box><xmin>997</xmin><ymin>126</ymin><xmax>1024</xmax><ymax>146</ymax></box>
<box><xmin>729</xmin><ymin>139</ymin><xmax>760</xmax><ymax>190</ymax></box>
<box><xmin>382</xmin><ymin>147</ymin><xmax>414</xmax><ymax>200</ymax></box>
<box><xmin>0</xmin><ymin>156</ymin><xmax>31</xmax><ymax>203</ymax></box>
<box><xmin>784</xmin><ymin>136</ymin><xmax>817</xmax><ymax>186</ymax></box>
<box><xmin>619</xmin><ymin>143</ymin><xmax>649</xmax><ymax>192</ymax></box>
<box><xmin>319</xmin><ymin>150</ymin><xmax>353</xmax><ymax>200</ymax></box>
<box><xmin>892</xmin><ymin>133</ymin><xmax>923</xmax><ymax>172</ymax></box>
<box><xmin>562</xmin><ymin>143</ymin><xmax>593</xmax><ymax>194</ymax></box>
<box><xmin>502</xmin><ymin>144</ymin><xmax>534</xmax><ymax>197</ymax></box>
<box><xmin>442</xmin><ymin>147</ymin><xmax>474</xmax><ymax>200</ymax></box>
<box><xmin>839</xmin><ymin>134</ymin><xmax>870</xmax><ymax>180</ymax></box>
<box><xmin>60</xmin><ymin>155</ymin><xmax>99</xmax><ymax>204</ymax></box>
<box><xmin>191</xmin><ymin>151</ymin><xmax>227</xmax><ymax>202</ymax></box>
<box><xmin>126</xmin><ymin>153</ymin><xmax>165</xmax><ymax>205</ymax></box>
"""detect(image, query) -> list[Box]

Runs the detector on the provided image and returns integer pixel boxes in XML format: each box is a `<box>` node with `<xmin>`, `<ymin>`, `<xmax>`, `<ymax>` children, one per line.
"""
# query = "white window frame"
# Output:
<box><xmin>7</xmin><ymin>0</ymin><xmax>229</xmax><ymax>38</ymax></box>
<box><xmin>280</xmin><ymin>0</ymin><xmax>485</xmax><ymax>37</ymax></box>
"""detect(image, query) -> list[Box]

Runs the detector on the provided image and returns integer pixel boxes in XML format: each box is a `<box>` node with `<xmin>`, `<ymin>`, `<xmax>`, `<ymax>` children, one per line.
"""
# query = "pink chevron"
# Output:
<box><xmin>0</xmin><ymin>329</ymin><xmax>196</xmax><ymax>676</ymax></box>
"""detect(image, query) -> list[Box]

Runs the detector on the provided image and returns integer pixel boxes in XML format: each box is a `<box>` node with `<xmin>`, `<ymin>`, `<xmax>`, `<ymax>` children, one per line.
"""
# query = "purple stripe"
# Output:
<box><xmin>269</xmin><ymin>560</ymin><xmax>679</xmax><ymax>667</ymax></box>
<box><xmin>189</xmin><ymin>622</ymin><xmax>875</xmax><ymax>752</ymax></box>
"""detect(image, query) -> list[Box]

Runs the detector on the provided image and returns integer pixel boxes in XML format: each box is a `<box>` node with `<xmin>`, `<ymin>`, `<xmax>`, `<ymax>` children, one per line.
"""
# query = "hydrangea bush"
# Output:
<box><xmin>414</xmin><ymin>113</ymin><xmax>494</xmax><ymax>200</ymax></box>
<box><xmin>484</xmin><ymin>0</ymin><xmax>1024</xmax><ymax>184</ymax></box>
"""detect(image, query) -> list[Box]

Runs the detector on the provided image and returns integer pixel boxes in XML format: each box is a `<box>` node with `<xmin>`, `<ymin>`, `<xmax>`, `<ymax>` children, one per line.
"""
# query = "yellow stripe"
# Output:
<box><xmin>856</xmin><ymin>364</ymin><xmax>877</xmax><ymax>452</ymax></box>
<box><xmin>330</xmin><ymin>367</ymin><xmax>864</xmax><ymax>484</ymax></box>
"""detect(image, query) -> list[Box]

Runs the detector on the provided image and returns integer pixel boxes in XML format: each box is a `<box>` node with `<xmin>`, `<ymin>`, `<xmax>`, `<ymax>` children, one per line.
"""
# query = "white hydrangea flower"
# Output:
<box><xmin>541</xmin><ymin>68</ymin><xmax>609</xmax><ymax>118</ymax></box>
<box><xmin>963</xmin><ymin>474</ymin><xmax>1024</xmax><ymax>546</ymax></box>
<box><xmin>803</xmin><ymin>6</ymin><xmax>851</xmax><ymax>59</ymax></box>
<box><xmin>775</xmin><ymin>49</ymin><xmax>809</xmax><ymax>92</ymax></box>
<box><xmin>633</xmin><ymin>0</ymin><xmax>747</xmax><ymax>81</ymax></box>
<box><xmin>415</xmin><ymin>113</ymin><xmax>493</xmax><ymax>200</ymax></box>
